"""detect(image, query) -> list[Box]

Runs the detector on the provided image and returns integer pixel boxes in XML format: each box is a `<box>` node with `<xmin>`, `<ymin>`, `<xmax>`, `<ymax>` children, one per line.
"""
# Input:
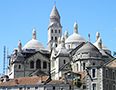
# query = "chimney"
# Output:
<box><xmin>15</xmin><ymin>79</ymin><xmax>19</xmax><ymax>84</ymax></box>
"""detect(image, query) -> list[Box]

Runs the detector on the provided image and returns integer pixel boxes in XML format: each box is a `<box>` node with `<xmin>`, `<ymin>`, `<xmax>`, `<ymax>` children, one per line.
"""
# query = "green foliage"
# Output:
<box><xmin>73</xmin><ymin>79</ymin><xmax>82</xmax><ymax>88</ymax></box>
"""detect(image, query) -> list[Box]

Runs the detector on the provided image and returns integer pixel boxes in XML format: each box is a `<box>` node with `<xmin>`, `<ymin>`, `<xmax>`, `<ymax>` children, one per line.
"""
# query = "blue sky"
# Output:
<box><xmin>0</xmin><ymin>0</ymin><xmax>116</xmax><ymax>74</ymax></box>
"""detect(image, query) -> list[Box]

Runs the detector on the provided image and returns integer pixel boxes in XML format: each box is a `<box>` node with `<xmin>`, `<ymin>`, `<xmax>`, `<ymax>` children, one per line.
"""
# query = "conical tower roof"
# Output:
<box><xmin>50</xmin><ymin>5</ymin><xmax>60</xmax><ymax>19</ymax></box>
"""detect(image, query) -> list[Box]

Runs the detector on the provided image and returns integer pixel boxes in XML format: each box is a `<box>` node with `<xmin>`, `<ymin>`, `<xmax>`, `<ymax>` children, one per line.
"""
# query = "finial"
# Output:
<box><xmin>54</xmin><ymin>0</ymin><xmax>56</xmax><ymax>6</ymax></box>
<box><xmin>32</xmin><ymin>28</ymin><xmax>36</xmax><ymax>39</ymax></box>
<box><xmin>64</xmin><ymin>30</ymin><xmax>68</xmax><ymax>40</ymax></box>
<box><xmin>61</xmin><ymin>36</ymin><xmax>65</xmax><ymax>47</ymax></box>
<box><xmin>88</xmin><ymin>33</ymin><xmax>91</xmax><ymax>42</ymax></box>
<box><xmin>74</xmin><ymin>22</ymin><xmax>78</xmax><ymax>33</ymax></box>
<box><xmin>98</xmin><ymin>37</ymin><xmax>102</xmax><ymax>49</ymax></box>
<box><xmin>96</xmin><ymin>32</ymin><xmax>100</xmax><ymax>41</ymax></box>
<box><xmin>18</xmin><ymin>40</ymin><xmax>22</xmax><ymax>52</ymax></box>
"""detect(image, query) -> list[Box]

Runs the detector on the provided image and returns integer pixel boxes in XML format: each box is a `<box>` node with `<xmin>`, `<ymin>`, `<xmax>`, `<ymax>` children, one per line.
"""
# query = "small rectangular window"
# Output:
<box><xmin>43</xmin><ymin>61</ymin><xmax>47</xmax><ymax>69</ymax></box>
<box><xmin>59</xmin><ymin>29</ymin><xmax>60</xmax><ymax>33</ymax></box>
<box><xmin>113</xmin><ymin>71</ymin><xmax>115</xmax><ymax>79</ymax></box>
<box><xmin>19</xmin><ymin>87</ymin><xmax>22</xmax><ymax>90</ymax></box>
<box><xmin>18</xmin><ymin>65</ymin><xmax>21</xmax><ymax>69</ymax></box>
<box><xmin>53</xmin><ymin>86</ymin><xmax>55</xmax><ymax>90</ymax></box>
<box><xmin>27</xmin><ymin>87</ymin><xmax>30</xmax><ymax>90</ymax></box>
<box><xmin>55</xmin><ymin>30</ymin><xmax>57</xmax><ymax>33</ymax></box>
<box><xmin>35</xmin><ymin>87</ymin><xmax>38</xmax><ymax>90</ymax></box>
<box><xmin>106</xmin><ymin>69</ymin><xmax>108</xmax><ymax>78</ymax></box>
<box><xmin>92</xmin><ymin>83</ymin><xmax>96</xmax><ymax>90</ymax></box>
<box><xmin>83</xmin><ymin>63</ymin><xmax>85</xmax><ymax>70</ymax></box>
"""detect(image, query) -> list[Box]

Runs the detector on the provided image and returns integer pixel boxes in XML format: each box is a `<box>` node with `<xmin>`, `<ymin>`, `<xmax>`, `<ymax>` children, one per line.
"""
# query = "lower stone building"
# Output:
<box><xmin>0</xmin><ymin>76</ymin><xmax>70</xmax><ymax>90</ymax></box>
<box><xmin>86</xmin><ymin>58</ymin><xmax>116</xmax><ymax>90</ymax></box>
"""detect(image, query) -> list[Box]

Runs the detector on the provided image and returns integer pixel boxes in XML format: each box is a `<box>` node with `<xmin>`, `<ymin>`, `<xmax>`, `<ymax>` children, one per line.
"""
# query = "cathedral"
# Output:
<box><xmin>0</xmin><ymin>5</ymin><xmax>116</xmax><ymax>90</ymax></box>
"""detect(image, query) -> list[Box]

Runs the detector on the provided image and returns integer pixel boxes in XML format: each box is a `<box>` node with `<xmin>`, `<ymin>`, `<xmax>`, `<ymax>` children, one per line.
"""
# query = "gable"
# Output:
<box><xmin>27</xmin><ymin>51</ymin><xmax>49</xmax><ymax>62</ymax></box>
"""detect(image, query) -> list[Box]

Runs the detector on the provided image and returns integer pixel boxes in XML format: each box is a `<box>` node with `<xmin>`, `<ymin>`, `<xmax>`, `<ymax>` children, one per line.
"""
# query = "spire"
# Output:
<box><xmin>96</xmin><ymin>32</ymin><xmax>100</xmax><ymax>41</ymax></box>
<box><xmin>61</xmin><ymin>36</ymin><xmax>65</xmax><ymax>47</ymax></box>
<box><xmin>50</xmin><ymin>5</ymin><xmax>60</xmax><ymax>19</ymax></box>
<box><xmin>64</xmin><ymin>30</ymin><xmax>69</xmax><ymax>40</ymax></box>
<box><xmin>18</xmin><ymin>40</ymin><xmax>22</xmax><ymax>52</ymax></box>
<box><xmin>58</xmin><ymin>37</ymin><xmax>61</xmax><ymax>45</ymax></box>
<box><xmin>88</xmin><ymin>33</ymin><xmax>91</xmax><ymax>42</ymax></box>
<box><xmin>74</xmin><ymin>22</ymin><xmax>78</xmax><ymax>33</ymax></box>
<box><xmin>32</xmin><ymin>28</ymin><xmax>36</xmax><ymax>39</ymax></box>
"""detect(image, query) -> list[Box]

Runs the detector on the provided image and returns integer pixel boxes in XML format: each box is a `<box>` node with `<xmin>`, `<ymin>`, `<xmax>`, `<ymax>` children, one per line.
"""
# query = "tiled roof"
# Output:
<box><xmin>106</xmin><ymin>59</ymin><xmax>116</xmax><ymax>68</ymax></box>
<box><xmin>0</xmin><ymin>76</ymin><xmax>49</xmax><ymax>87</ymax></box>
<box><xmin>78</xmin><ymin>71</ymin><xmax>87</xmax><ymax>80</ymax></box>
<box><xmin>47</xmin><ymin>80</ymin><xmax>65</xmax><ymax>84</ymax></box>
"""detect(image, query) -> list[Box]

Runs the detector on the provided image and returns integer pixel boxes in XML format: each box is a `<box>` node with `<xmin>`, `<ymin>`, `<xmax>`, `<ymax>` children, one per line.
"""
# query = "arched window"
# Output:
<box><xmin>92</xmin><ymin>69</ymin><xmax>96</xmax><ymax>78</ymax></box>
<box><xmin>83</xmin><ymin>63</ymin><xmax>85</xmax><ymax>70</ymax></box>
<box><xmin>30</xmin><ymin>61</ymin><xmax>34</xmax><ymax>69</ymax></box>
<box><xmin>51</xmin><ymin>36</ymin><xmax>53</xmax><ymax>40</ymax></box>
<box><xmin>51</xmin><ymin>29</ymin><xmax>53</xmax><ymax>33</ymax></box>
<box><xmin>55</xmin><ymin>44</ymin><xmax>57</xmax><ymax>47</ymax></box>
<box><xmin>93</xmin><ymin>62</ymin><xmax>95</xmax><ymax>65</ymax></box>
<box><xmin>63</xmin><ymin>60</ymin><xmax>66</xmax><ymax>64</ymax></box>
<box><xmin>43</xmin><ymin>61</ymin><xmax>47</xmax><ymax>69</ymax></box>
<box><xmin>55</xmin><ymin>30</ymin><xmax>57</xmax><ymax>33</ymax></box>
<box><xmin>18</xmin><ymin>64</ymin><xmax>21</xmax><ymax>69</ymax></box>
<box><xmin>36</xmin><ymin>59</ymin><xmax>41</xmax><ymax>69</ymax></box>
<box><xmin>55</xmin><ymin>37</ymin><xmax>57</xmax><ymax>41</ymax></box>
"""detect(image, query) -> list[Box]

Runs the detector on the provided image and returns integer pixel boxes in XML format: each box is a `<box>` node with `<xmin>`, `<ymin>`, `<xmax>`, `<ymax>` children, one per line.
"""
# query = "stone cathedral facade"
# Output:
<box><xmin>0</xmin><ymin>5</ymin><xmax>115</xmax><ymax>90</ymax></box>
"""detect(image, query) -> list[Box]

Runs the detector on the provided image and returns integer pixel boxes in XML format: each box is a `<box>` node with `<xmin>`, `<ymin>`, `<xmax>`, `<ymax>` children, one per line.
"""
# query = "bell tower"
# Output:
<box><xmin>47</xmin><ymin>5</ymin><xmax>62</xmax><ymax>51</ymax></box>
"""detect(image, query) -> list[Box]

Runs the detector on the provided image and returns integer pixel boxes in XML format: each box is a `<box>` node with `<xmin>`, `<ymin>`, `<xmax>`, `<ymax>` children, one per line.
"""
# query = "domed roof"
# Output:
<box><xmin>65</xmin><ymin>22</ymin><xmax>86</xmax><ymax>44</ymax></box>
<box><xmin>23</xmin><ymin>29</ymin><xmax>44</xmax><ymax>51</ymax></box>
<box><xmin>65</xmin><ymin>33</ymin><xmax>86</xmax><ymax>43</ymax></box>
<box><xmin>23</xmin><ymin>39</ymin><xmax>44</xmax><ymax>51</ymax></box>
<box><xmin>77</xmin><ymin>42</ymin><xmax>102</xmax><ymax>59</ymax></box>
<box><xmin>94</xmin><ymin>32</ymin><xmax>110</xmax><ymax>50</ymax></box>
<box><xmin>94</xmin><ymin>40</ymin><xmax>108</xmax><ymax>50</ymax></box>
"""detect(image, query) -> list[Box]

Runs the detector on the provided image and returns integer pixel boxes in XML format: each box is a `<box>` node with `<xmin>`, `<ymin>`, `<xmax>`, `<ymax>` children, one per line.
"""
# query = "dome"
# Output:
<box><xmin>65</xmin><ymin>22</ymin><xmax>86</xmax><ymax>44</ymax></box>
<box><xmin>23</xmin><ymin>28</ymin><xmax>44</xmax><ymax>51</ymax></box>
<box><xmin>77</xmin><ymin>42</ymin><xmax>102</xmax><ymax>59</ymax></box>
<box><xmin>65</xmin><ymin>33</ymin><xmax>86</xmax><ymax>43</ymax></box>
<box><xmin>23</xmin><ymin>39</ymin><xmax>44</xmax><ymax>51</ymax></box>
<box><xmin>94</xmin><ymin>37</ymin><xmax>111</xmax><ymax>54</ymax></box>
<box><xmin>94</xmin><ymin>32</ymin><xmax>111</xmax><ymax>54</ymax></box>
